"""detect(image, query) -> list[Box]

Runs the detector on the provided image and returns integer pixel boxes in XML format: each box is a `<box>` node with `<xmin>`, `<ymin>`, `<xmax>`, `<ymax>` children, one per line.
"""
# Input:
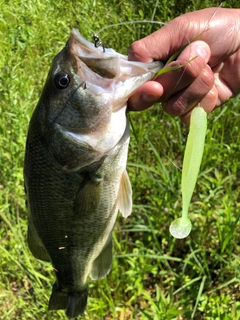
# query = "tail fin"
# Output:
<box><xmin>48</xmin><ymin>282</ymin><xmax>88</xmax><ymax>318</ymax></box>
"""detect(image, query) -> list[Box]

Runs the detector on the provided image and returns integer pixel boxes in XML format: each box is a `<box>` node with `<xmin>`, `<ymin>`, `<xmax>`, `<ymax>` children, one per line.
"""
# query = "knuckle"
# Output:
<box><xmin>163</xmin><ymin>99</ymin><xmax>186</xmax><ymax>116</ymax></box>
<box><xmin>200</xmin><ymin>66</ymin><xmax>215</xmax><ymax>91</ymax></box>
<box><xmin>182</xmin><ymin>58</ymin><xmax>204</xmax><ymax>80</ymax></box>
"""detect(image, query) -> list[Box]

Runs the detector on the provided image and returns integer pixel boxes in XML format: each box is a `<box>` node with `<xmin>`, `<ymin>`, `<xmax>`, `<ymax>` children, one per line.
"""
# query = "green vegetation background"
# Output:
<box><xmin>1</xmin><ymin>0</ymin><xmax>240</xmax><ymax>319</ymax></box>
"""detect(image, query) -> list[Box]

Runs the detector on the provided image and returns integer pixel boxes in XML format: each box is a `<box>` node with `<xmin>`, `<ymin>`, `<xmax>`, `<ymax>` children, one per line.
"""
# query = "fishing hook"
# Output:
<box><xmin>92</xmin><ymin>33</ymin><xmax>105</xmax><ymax>52</ymax></box>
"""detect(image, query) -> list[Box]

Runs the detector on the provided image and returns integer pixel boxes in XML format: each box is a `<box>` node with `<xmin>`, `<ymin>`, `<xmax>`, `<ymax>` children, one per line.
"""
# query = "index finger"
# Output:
<box><xmin>128</xmin><ymin>22</ymin><xmax>199</xmax><ymax>63</ymax></box>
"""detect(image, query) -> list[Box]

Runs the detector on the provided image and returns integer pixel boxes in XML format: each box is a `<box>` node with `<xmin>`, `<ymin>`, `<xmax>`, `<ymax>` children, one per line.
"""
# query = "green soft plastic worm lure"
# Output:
<box><xmin>170</xmin><ymin>106</ymin><xmax>207</xmax><ymax>239</ymax></box>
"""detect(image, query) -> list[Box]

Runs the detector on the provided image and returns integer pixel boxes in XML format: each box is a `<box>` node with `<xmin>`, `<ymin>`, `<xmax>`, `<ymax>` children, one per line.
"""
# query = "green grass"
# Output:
<box><xmin>1</xmin><ymin>0</ymin><xmax>240</xmax><ymax>319</ymax></box>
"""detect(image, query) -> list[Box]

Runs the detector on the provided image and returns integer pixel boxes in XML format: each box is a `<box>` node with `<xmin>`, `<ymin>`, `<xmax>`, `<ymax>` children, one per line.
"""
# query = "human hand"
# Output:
<box><xmin>128</xmin><ymin>7</ymin><xmax>240</xmax><ymax>124</ymax></box>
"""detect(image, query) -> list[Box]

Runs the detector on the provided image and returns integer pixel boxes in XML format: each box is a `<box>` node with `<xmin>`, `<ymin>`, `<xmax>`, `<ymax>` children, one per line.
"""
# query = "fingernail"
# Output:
<box><xmin>195</xmin><ymin>44</ymin><xmax>208</xmax><ymax>62</ymax></box>
<box><xmin>142</xmin><ymin>92</ymin><xmax>159</xmax><ymax>103</ymax></box>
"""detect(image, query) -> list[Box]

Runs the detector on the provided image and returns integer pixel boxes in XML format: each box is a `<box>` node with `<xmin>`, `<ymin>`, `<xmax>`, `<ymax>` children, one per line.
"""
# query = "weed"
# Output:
<box><xmin>1</xmin><ymin>1</ymin><xmax>240</xmax><ymax>319</ymax></box>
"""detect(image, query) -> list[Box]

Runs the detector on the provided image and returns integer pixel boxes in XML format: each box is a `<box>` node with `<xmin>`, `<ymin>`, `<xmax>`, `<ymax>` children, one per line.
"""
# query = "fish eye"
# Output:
<box><xmin>54</xmin><ymin>73</ymin><xmax>70</xmax><ymax>89</ymax></box>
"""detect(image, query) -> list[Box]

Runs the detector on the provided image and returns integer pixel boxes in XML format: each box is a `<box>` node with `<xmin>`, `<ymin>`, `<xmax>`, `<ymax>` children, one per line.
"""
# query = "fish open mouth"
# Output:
<box><xmin>68</xmin><ymin>29</ymin><xmax>162</xmax><ymax>81</ymax></box>
<box><xmin>68</xmin><ymin>29</ymin><xmax>124</xmax><ymax>79</ymax></box>
<box><xmin>70</xmin><ymin>28</ymin><xmax>128</xmax><ymax>59</ymax></box>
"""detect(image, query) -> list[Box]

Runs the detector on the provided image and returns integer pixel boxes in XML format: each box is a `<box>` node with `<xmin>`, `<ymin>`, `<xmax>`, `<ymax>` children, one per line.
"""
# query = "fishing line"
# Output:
<box><xmin>97</xmin><ymin>20</ymin><xmax>166</xmax><ymax>34</ymax></box>
<box><xmin>93</xmin><ymin>19</ymin><xmax>194</xmax><ymax>101</ymax></box>
<box><xmin>95</xmin><ymin>5</ymin><xmax>222</xmax><ymax>86</ymax></box>
<box><xmin>96</xmin><ymin>4</ymin><xmax>222</xmax><ymax>43</ymax></box>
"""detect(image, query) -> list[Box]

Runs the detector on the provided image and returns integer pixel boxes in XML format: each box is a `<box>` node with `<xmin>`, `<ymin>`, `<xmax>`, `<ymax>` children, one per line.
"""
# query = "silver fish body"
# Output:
<box><xmin>24</xmin><ymin>29</ymin><xmax>162</xmax><ymax>318</ymax></box>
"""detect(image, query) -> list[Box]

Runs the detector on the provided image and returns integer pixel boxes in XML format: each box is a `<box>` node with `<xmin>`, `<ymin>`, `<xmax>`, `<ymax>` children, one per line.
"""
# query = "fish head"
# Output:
<box><xmin>34</xmin><ymin>29</ymin><xmax>163</xmax><ymax>170</ymax></box>
<box><xmin>39</xmin><ymin>35</ymin><xmax>113</xmax><ymax>134</ymax></box>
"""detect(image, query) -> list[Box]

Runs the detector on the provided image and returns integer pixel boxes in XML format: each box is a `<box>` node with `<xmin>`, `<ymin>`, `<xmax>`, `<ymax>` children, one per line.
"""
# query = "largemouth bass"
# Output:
<box><xmin>24</xmin><ymin>29</ymin><xmax>162</xmax><ymax>318</ymax></box>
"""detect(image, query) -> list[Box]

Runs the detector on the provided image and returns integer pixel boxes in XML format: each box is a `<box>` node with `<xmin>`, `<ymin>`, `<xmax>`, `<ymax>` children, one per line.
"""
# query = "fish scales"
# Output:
<box><xmin>24</xmin><ymin>28</ymin><xmax>163</xmax><ymax>318</ymax></box>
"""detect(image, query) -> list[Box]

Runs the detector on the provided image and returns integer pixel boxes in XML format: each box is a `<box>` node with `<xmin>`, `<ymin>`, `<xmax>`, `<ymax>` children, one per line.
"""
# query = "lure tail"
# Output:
<box><xmin>48</xmin><ymin>282</ymin><xmax>88</xmax><ymax>318</ymax></box>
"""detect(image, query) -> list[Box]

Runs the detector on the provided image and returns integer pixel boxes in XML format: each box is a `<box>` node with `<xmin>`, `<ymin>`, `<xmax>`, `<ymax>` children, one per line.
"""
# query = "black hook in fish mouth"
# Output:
<box><xmin>92</xmin><ymin>33</ymin><xmax>105</xmax><ymax>53</ymax></box>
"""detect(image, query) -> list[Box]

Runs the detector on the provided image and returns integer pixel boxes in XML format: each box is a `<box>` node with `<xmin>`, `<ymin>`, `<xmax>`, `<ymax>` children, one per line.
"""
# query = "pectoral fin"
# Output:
<box><xmin>117</xmin><ymin>169</ymin><xmax>132</xmax><ymax>218</ymax></box>
<box><xmin>90</xmin><ymin>234</ymin><xmax>112</xmax><ymax>280</ymax></box>
<box><xmin>74</xmin><ymin>175</ymin><xmax>103</xmax><ymax>217</ymax></box>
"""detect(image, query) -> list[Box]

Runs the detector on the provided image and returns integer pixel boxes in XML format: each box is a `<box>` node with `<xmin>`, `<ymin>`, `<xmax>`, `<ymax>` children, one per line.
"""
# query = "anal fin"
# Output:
<box><xmin>90</xmin><ymin>234</ymin><xmax>112</xmax><ymax>280</ymax></box>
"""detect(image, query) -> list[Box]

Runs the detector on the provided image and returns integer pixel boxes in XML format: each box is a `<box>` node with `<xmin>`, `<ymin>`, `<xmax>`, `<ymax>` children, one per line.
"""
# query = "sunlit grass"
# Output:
<box><xmin>1</xmin><ymin>0</ymin><xmax>240</xmax><ymax>319</ymax></box>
